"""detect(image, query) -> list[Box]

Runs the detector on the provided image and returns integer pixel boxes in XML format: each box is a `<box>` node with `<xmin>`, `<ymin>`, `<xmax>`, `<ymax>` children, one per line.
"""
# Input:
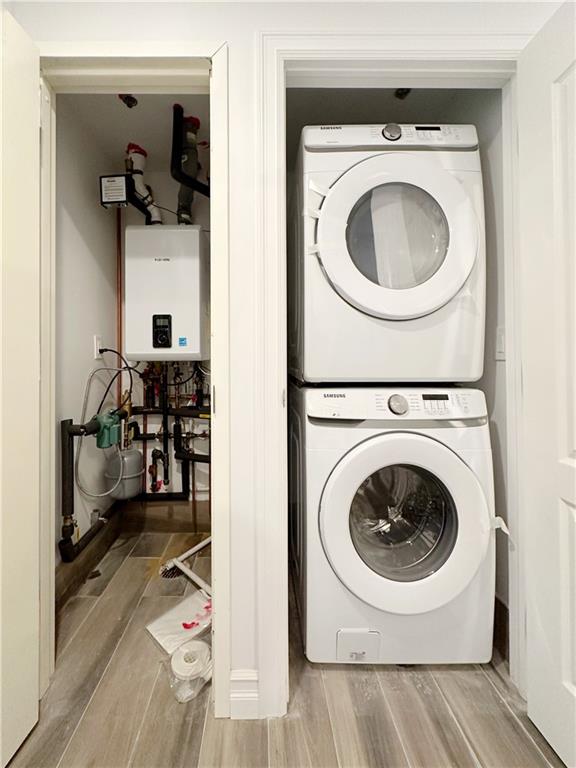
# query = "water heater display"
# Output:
<box><xmin>153</xmin><ymin>315</ymin><xmax>172</xmax><ymax>348</ymax></box>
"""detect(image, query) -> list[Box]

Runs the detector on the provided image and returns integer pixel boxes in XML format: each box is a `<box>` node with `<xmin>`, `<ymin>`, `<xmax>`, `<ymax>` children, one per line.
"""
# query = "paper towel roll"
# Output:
<box><xmin>171</xmin><ymin>640</ymin><xmax>212</xmax><ymax>682</ymax></box>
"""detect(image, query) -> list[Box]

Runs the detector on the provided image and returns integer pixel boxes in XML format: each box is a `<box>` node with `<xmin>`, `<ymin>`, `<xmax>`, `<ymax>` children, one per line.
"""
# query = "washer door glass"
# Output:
<box><xmin>346</xmin><ymin>184</ymin><xmax>450</xmax><ymax>290</ymax></box>
<box><xmin>349</xmin><ymin>464</ymin><xmax>458</xmax><ymax>582</ymax></box>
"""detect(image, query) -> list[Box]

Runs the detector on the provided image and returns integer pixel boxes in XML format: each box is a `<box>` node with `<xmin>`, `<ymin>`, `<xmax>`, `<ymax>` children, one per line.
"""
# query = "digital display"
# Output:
<box><xmin>156</xmin><ymin>318</ymin><xmax>169</xmax><ymax>327</ymax></box>
<box><xmin>422</xmin><ymin>394</ymin><xmax>449</xmax><ymax>401</ymax></box>
<box><xmin>416</xmin><ymin>126</ymin><xmax>441</xmax><ymax>131</ymax></box>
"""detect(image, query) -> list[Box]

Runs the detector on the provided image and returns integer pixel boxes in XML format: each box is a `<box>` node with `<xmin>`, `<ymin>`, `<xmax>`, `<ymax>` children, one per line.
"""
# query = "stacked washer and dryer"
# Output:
<box><xmin>288</xmin><ymin>124</ymin><xmax>497</xmax><ymax>664</ymax></box>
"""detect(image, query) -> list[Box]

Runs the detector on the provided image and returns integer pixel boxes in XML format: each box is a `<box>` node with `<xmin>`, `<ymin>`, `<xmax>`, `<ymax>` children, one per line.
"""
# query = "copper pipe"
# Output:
<box><xmin>191</xmin><ymin>432</ymin><xmax>196</xmax><ymax>513</ymax></box>
<box><xmin>143</xmin><ymin>413</ymin><xmax>148</xmax><ymax>492</ymax></box>
<box><xmin>116</xmin><ymin>208</ymin><xmax>123</xmax><ymax>406</ymax></box>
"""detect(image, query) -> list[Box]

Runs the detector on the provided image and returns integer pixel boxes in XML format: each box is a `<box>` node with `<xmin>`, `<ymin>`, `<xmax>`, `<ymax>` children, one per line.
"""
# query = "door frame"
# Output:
<box><xmin>37</xmin><ymin>41</ymin><xmax>232</xmax><ymax>717</ymax></box>
<box><xmin>256</xmin><ymin>32</ymin><xmax>530</xmax><ymax>715</ymax></box>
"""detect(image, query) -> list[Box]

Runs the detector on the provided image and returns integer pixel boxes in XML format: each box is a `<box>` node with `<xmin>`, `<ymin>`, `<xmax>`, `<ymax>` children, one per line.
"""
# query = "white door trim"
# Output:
<box><xmin>39</xmin><ymin>76</ymin><xmax>56</xmax><ymax>697</ymax></box>
<box><xmin>256</xmin><ymin>31</ymin><xmax>525</xmax><ymax>717</ymax></box>
<box><xmin>37</xmin><ymin>41</ymin><xmax>232</xmax><ymax>718</ymax></box>
<box><xmin>500</xmin><ymin>75</ymin><xmax>527</xmax><ymax>695</ymax></box>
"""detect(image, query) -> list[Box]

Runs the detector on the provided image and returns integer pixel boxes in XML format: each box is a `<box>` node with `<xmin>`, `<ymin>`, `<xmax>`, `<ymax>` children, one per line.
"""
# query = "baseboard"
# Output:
<box><xmin>229</xmin><ymin>669</ymin><xmax>260</xmax><ymax>719</ymax></box>
<box><xmin>493</xmin><ymin>595</ymin><xmax>509</xmax><ymax>661</ymax></box>
<box><xmin>55</xmin><ymin>504</ymin><xmax>122</xmax><ymax>612</ymax></box>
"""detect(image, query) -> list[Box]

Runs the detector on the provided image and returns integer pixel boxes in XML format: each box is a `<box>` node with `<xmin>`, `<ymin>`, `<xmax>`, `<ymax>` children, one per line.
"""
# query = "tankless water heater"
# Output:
<box><xmin>124</xmin><ymin>225</ymin><xmax>209</xmax><ymax>361</ymax></box>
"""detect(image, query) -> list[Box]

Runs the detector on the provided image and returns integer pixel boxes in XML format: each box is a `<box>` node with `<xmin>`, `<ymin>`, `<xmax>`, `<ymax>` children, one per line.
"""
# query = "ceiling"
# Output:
<box><xmin>57</xmin><ymin>93</ymin><xmax>210</xmax><ymax>173</ymax></box>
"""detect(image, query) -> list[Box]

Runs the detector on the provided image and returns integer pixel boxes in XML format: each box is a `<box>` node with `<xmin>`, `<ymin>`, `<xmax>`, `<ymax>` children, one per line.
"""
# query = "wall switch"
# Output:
<box><xmin>495</xmin><ymin>326</ymin><xmax>506</xmax><ymax>361</ymax></box>
<box><xmin>93</xmin><ymin>335</ymin><xmax>103</xmax><ymax>360</ymax></box>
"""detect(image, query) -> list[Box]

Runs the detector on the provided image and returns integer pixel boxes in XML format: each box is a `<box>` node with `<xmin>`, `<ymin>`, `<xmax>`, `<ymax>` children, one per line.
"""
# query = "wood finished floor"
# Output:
<box><xmin>11</xmin><ymin>532</ymin><xmax>565</xmax><ymax>768</ymax></box>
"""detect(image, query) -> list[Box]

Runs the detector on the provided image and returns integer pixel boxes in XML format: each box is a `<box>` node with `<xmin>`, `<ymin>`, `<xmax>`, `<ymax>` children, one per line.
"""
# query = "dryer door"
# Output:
<box><xmin>315</xmin><ymin>153</ymin><xmax>479</xmax><ymax>320</ymax></box>
<box><xmin>319</xmin><ymin>432</ymin><xmax>491</xmax><ymax>614</ymax></box>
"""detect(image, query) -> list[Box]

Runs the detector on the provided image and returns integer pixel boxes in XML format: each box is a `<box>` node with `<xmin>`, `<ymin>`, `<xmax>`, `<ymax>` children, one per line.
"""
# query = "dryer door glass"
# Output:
<box><xmin>349</xmin><ymin>464</ymin><xmax>458</xmax><ymax>582</ymax></box>
<box><xmin>346</xmin><ymin>183</ymin><xmax>450</xmax><ymax>290</ymax></box>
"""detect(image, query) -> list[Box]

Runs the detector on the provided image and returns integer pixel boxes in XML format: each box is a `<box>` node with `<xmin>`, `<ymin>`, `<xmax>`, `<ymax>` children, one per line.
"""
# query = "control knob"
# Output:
<box><xmin>382</xmin><ymin>123</ymin><xmax>402</xmax><ymax>141</ymax></box>
<box><xmin>388</xmin><ymin>394</ymin><xmax>408</xmax><ymax>415</ymax></box>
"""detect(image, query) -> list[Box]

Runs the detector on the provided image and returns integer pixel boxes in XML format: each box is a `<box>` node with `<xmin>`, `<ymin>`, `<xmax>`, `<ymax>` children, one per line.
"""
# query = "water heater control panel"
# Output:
<box><xmin>152</xmin><ymin>314</ymin><xmax>172</xmax><ymax>349</ymax></box>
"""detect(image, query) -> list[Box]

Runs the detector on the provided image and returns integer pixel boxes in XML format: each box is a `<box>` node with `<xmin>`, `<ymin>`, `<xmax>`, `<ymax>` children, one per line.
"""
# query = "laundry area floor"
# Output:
<box><xmin>12</xmin><ymin>524</ymin><xmax>563</xmax><ymax>768</ymax></box>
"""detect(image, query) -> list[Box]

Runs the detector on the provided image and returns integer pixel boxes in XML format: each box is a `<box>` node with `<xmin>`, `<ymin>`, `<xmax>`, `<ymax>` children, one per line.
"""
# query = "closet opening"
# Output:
<box><xmin>53</xmin><ymin>85</ymin><xmax>215</xmax><ymax>713</ymax></box>
<box><xmin>11</xmin><ymin>47</ymin><xmax>232</xmax><ymax>766</ymax></box>
<box><xmin>282</xmin><ymin>85</ymin><xmax>537</xmax><ymax>762</ymax></box>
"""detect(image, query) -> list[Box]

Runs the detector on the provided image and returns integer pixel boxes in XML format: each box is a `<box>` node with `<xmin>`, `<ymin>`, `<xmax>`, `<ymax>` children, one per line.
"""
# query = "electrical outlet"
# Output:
<box><xmin>93</xmin><ymin>335</ymin><xmax>103</xmax><ymax>360</ymax></box>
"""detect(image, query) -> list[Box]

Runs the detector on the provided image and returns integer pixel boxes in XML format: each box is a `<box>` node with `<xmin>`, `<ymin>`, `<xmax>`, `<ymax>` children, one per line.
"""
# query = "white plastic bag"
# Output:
<box><xmin>166</xmin><ymin>638</ymin><xmax>212</xmax><ymax>703</ymax></box>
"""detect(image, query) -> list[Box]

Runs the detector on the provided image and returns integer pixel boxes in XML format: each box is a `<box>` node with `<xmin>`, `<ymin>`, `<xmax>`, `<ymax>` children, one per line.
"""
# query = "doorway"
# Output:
<box><xmin>38</xmin><ymin>46</ymin><xmax>231</xmax><ymax>708</ymax></box>
<box><xmin>253</xmin><ymin>40</ymin><xmax>524</xmax><ymax>718</ymax></box>
<box><xmin>1</xmin><ymin>38</ymin><xmax>231</xmax><ymax>766</ymax></box>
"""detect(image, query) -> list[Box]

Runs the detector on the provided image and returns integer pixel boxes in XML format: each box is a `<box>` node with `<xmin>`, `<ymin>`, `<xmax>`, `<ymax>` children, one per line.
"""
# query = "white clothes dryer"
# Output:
<box><xmin>289</xmin><ymin>384</ymin><xmax>496</xmax><ymax>664</ymax></box>
<box><xmin>288</xmin><ymin>124</ymin><xmax>486</xmax><ymax>383</ymax></box>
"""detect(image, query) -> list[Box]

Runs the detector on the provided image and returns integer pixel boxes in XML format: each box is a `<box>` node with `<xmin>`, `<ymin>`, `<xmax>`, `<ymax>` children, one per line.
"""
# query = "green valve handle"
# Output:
<box><xmin>95</xmin><ymin>411</ymin><xmax>122</xmax><ymax>449</ymax></box>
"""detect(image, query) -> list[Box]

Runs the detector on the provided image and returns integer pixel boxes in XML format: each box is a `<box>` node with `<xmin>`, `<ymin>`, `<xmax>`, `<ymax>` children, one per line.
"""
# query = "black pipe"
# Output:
<box><xmin>59</xmin><ymin>419</ymin><xmax>77</xmax><ymax>561</ymax></box>
<box><xmin>135</xmin><ymin>492</ymin><xmax>188</xmax><ymax>502</ymax></box>
<box><xmin>58</xmin><ymin>418</ymin><xmax>109</xmax><ymax>563</ymax></box>
<box><xmin>132</xmin><ymin>405</ymin><xmax>210</xmax><ymax>418</ymax></box>
<box><xmin>59</xmin><ymin>415</ymin><xmax>123</xmax><ymax>563</ymax></box>
<box><xmin>125</xmin><ymin>174</ymin><xmax>152</xmax><ymax>224</ymax></box>
<box><xmin>170</xmin><ymin>104</ymin><xmax>210</xmax><ymax>198</ymax></box>
<box><xmin>62</xmin><ymin>505</ymin><xmax>120</xmax><ymax>563</ymax></box>
<box><xmin>136</xmin><ymin>456</ymin><xmax>190</xmax><ymax>502</ymax></box>
<box><xmin>173</xmin><ymin>417</ymin><xmax>211</xmax><ymax>463</ymax></box>
<box><xmin>160</xmin><ymin>364</ymin><xmax>170</xmax><ymax>486</ymax></box>
<box><xmin>133</xmin><ymin>431</ymin><xmax>210</xmax><ymax>464</ymax></box>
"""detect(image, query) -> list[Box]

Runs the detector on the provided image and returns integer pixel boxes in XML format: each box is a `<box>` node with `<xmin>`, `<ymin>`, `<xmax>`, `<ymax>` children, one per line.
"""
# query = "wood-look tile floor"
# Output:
<box><xmin>11</xmin><ymin>532</ymin><xmax>565</xmax><ymax>768</ymax></box>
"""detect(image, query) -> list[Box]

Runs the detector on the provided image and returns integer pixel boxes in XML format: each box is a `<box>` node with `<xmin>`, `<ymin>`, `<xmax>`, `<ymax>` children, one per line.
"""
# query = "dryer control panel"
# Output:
<box><xmin>302</xmin><ymin>124</ymin><xmax>478</xmax><ymax>151</ymax></box>
<box><xmin>305</xmin><ymin>388</ymin><xmax>486</xmax><ymax>421</ymax></box>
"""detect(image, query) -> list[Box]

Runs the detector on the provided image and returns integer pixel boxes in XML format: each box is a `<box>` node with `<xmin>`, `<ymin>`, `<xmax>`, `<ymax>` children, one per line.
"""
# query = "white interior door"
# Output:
<box><xmin>0</xmin><ymin>10</ymin><xmax>41</xmax><ymax>766</ymax></box>
<box><xmin>517</xmin><ymin>3</ymin><xmax>576</xmax><ymax>765</ymax></box>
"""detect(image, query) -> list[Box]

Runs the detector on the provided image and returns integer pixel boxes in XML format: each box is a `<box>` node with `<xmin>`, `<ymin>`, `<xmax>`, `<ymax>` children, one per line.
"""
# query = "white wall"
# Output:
<box><xmin>56</xmin><ymin>95</ymin><xmax>118</xmax><ymax>541</ymax></box>
<box><xmin>11</xmin><ymin>0</ymin><xmax>558</xmax><ymax>701</ymax></box>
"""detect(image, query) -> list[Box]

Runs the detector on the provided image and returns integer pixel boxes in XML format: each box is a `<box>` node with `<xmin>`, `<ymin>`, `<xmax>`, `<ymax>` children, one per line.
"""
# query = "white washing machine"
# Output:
<box><xmin>289</xmin><ymin>384</ymin><xmax>497</xmax><ymax>664</ymax></box>
<box><xmin>288</xmin><ymin>124</ymin><xmax>486</xmax><ymax>383</ymax></box>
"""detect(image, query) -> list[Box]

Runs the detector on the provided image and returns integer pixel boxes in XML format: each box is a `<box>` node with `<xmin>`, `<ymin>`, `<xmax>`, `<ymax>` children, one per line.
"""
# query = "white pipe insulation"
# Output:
<box><xmin>125</xmin><ymin>143</ymin><xmax>163</xmax><ymax>224</ymax></box>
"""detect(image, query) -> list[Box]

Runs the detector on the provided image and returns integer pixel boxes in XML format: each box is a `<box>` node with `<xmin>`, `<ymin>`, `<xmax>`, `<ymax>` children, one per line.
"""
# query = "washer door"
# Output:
<box><xmin>316</xmin><ymin>153</ymin><xmax>479</xmax><ymax>320</ymax></box>
<box><xmin>319</xmin><ymin>433</ymin><xmax>491</xmax><ymax>615</ymax></box>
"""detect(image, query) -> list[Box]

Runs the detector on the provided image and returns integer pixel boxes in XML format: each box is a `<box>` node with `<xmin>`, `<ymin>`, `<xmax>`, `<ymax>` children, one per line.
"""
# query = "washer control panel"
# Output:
<box><xmin>302</xmin><ymin>124</ymin><xmax>478</xmax><ymax>150</ymax></box>
<box><xmin>306</xmin><ymin>388</ymin><xmax>485</xmax><ymax>420</ymax></box>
